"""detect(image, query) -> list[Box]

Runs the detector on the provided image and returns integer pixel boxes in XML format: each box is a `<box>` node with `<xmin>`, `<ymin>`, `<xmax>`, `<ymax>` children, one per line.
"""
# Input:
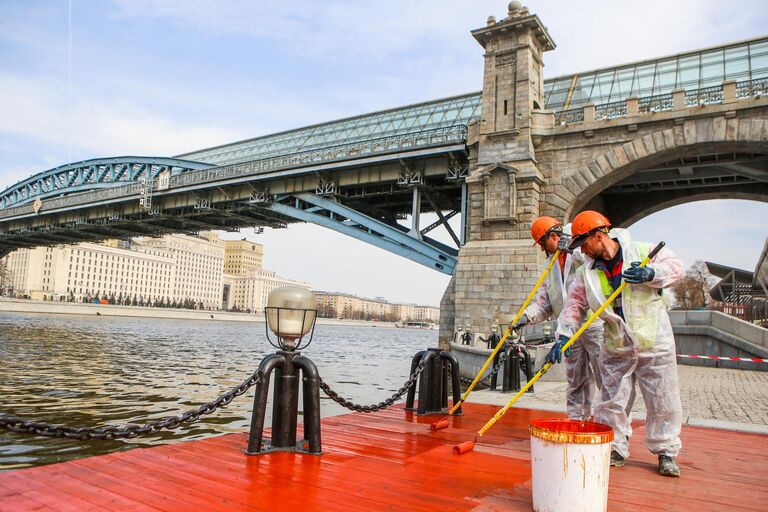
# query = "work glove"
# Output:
<box><xmin>512</xmin><ymin>315</ymin><xmax>529</xmax><ymax>331</ymax></box>
<box><xmin>545</xmin><ymin>335</ymin><xmax>571</xmax><ymax>364</ymax></box>
<box><xmin>622</xmin><ymin>261</ymin><xmax>655</xmax><ymax>284</ymax></box>
<box><xmin>557</xmin><ymin>234</ymin><xmax>572</xmax><ymax>253</ymax></box>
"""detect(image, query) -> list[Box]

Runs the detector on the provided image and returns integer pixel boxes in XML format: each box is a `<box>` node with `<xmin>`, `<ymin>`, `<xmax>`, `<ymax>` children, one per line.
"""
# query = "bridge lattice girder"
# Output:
<box><xmin>265</xmin><ymin>193</ymin><xmax>458</xmax><ymax>275</ymax></box>
<box><xmin>0</xmin><ymin>157</ymin><xmax>215</xmax><ymax>210</ymax></box>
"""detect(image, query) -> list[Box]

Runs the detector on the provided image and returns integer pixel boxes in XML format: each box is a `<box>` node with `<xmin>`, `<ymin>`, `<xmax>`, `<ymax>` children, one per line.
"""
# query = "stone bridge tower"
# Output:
<box><xmin>440</xmin><ymin>2</ymin><xmax>556</xmax><ymax>346</ymax></box>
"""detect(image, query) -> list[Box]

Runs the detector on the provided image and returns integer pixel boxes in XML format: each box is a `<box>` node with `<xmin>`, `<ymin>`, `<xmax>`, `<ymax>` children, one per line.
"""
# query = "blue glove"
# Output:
<box><xmin>545</xmin><ymin>335</ymin><xmax>572</xmax><ymax>364</ymax></box>
<box><xmin>622</xmin><ymin>261</ymin><xmax>655</xmax><ymax>284</ymax></box>
<box><xmin>557</xmin><ymin>234</ymin><xmax>572</xmax><ymax>253</ymax></box>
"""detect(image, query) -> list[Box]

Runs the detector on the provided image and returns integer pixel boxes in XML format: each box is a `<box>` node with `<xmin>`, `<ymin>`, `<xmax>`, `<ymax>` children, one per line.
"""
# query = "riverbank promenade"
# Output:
<box><xmin>471</xmin><ymin>364</ymin><xmax>768</xmax><ymax>433</ymax></box>
<box><xmin>1</xmin><ymin>403</ymin><xmax>766</xmax><ymax>511</ymax></box>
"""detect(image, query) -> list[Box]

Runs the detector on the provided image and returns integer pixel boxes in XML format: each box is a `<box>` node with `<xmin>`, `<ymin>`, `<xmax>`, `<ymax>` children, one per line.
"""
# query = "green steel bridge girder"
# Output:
<box><xmin>265</xmin><ymin>193</ymin><xmax>458</xmax><ymax>275</ymax></box>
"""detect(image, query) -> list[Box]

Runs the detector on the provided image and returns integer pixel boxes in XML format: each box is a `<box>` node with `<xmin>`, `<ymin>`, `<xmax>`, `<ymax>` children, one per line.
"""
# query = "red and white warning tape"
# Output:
<box><xmin>677</xmin><ymin>354</ymin><xmax>768</xmax><ymax>363</ymax></box>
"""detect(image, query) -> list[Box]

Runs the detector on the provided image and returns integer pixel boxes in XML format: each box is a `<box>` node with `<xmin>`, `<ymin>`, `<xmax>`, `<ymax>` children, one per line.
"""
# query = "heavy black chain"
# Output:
<box><xmin>459</xmin><ymin>349</ymin><xmax>509</xmax><ymax>385</ymax></box>
<box><xmin>0</xmin><ymin>371</ymin><xmax>263</xmax><ymax>441</ymax></box>
<box><xmin>318</xmin><ymin>358</ymin><xmax>426</xmax><ymax>413</ymax></box>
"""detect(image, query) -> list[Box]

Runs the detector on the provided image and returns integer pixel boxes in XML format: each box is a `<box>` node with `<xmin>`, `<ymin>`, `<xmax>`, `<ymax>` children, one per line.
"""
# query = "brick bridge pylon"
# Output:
<box><xmin>438</xmin><ymin>3</ymin><xmax>768</xmax><ymax>347</ymax></box>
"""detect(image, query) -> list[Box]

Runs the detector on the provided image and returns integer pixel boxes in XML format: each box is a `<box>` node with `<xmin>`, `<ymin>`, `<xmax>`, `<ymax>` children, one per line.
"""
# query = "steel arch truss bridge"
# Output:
<box><xmin>0</xmin><ymin>157</ymin><xmax>215</xmax><ymax>210</ymax></box>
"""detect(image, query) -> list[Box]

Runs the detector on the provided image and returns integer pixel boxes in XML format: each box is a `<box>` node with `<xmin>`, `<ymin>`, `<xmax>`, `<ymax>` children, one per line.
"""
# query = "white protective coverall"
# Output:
<box><xmin>524</xmin><ymin>245</ymin><xmax>603</xmax><ymax>421</ymax></box>
<box><xmin>556</xmin><ymin>228</ymin><xmax>684</xmax><ymax>458</ymax></box>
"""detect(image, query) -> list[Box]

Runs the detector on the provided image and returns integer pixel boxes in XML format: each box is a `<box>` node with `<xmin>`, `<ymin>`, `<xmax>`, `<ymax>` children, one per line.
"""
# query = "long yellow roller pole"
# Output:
<box><xmin>453</xmin><ymin>241</ymin><xmax>665</xmax><ymax>453</ymax></box>
<box><xmin>444</xmin><ymin>249</ymin><xmax>561</xmax><ymax>417</ymax></box>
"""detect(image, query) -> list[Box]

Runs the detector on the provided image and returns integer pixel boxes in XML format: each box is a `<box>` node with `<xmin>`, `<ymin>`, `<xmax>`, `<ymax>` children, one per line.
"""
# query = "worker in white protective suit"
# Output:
<box><xmin>512</xmin><ymin>216</ymin><xmax>603</xmax><ymax>421</ymax></box>
<box><xmin>554</xmin><ymin>210</ymin><xmax>684</xmax><ymax>478</ymax></box>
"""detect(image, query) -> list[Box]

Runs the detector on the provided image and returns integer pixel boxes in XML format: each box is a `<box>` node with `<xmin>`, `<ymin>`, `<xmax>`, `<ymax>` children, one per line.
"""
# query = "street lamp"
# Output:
<box><xmin>247</xmin><ymin>287</ymin><xmax>321</xmax><ymax>456</ymax></box>
<box><xmin>264</xmin><ymin>287</ymin><xmax>317</xmax><ymax>351</ymax></box>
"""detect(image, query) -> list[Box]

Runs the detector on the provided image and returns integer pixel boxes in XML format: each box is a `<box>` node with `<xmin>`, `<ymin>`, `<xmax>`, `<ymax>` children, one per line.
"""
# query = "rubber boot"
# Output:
<box><xmin>610</xmin><ymin>450</ymin><xmax>625</xmax><ymax>467</ymax></box>
<box><xmin>658</xmin><ymin>455</ymin><xmax>681</xmax><ymax>477</ymax></box>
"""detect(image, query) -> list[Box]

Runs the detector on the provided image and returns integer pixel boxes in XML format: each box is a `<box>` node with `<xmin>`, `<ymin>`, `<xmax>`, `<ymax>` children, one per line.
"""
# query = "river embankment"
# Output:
<box><xmin>0</xmin><ymin>298</ymin><xmax>397</xmax><ymax>327</ymax></box>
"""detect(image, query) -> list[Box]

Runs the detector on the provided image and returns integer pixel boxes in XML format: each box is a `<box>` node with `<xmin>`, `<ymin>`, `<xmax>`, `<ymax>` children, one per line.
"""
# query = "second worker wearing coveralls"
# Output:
<box><xmin>513</xmin><ymin>216</ymin><xmax>603</xmax><ymax>421</ymax></box>
<box><xmin>554</xmin><ymin>210</ymin><xmax>684</xmax><ymax>477</ymax></box>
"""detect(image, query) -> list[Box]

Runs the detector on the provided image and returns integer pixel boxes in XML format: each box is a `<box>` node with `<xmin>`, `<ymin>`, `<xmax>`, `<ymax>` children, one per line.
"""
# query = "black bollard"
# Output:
<box><xmin>405</xmin><ymin>348</ymin><xmax>462</xmax><ymax>416</ymax></box>
<box><xmin>246</xmin><ymin>350</ymin><xmax>322</xmax><ymax>455</ymax></box>
<box><xmin>502</xmin><ymin>347</ymin><xmax>522</xmax><ymax>392</ymax></box>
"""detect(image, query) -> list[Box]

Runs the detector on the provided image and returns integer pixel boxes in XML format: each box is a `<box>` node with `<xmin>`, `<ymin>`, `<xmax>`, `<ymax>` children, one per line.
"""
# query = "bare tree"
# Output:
<box><xmin>672</xmin><ymin>260</ymin><xmax>719</xmax><ymax>310</ymax></box>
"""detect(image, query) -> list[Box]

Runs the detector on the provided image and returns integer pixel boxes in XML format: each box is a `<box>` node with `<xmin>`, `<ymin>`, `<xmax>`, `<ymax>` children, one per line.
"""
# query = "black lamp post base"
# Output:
<box><xmin>245</xmin><ymin>437</ymin><xmax>322</xmax><ymax>456</ymax></box>
<box><xmin>246</xmin><ymin>351</ymin><xmax>322</xmax><ymax>456</ymax></box>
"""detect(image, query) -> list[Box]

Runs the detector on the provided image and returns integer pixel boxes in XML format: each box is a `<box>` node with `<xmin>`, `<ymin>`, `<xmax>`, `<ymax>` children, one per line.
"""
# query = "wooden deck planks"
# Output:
<box><xmin>1</xmin><ymin>403</ymin><xmax>767</xmax><ymax>511</ymax></box>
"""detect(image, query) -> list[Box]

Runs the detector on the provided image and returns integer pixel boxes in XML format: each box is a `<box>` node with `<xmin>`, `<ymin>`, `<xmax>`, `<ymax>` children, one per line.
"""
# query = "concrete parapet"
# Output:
<box><xmin>671</xmin><ymin>310</ymin><xmax>768</xmax><ymax>371</ymax></box>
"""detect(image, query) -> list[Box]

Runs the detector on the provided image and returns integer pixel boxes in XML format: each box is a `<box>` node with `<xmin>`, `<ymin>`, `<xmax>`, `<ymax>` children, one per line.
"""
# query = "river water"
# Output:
<box><xmin>0</xmin><ymin>312</ymin><xmax>438</xmax><ymax>470</ymax></box>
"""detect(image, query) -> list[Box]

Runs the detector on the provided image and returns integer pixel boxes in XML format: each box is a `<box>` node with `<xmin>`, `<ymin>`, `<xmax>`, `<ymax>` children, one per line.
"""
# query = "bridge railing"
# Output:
<box><xmin>554</xmin><ymin>108</ymin><xmax>585</xmax><ymax>125</ymax></box>
<box><xmin>553</xmin><ymin>77</ymin><xmax>767</xmax><ymax>126</ymax></box>
<box><xmin>594</xmin><ymin>100</ymin><xmax>628</xmax><ymax>121</ymax></box>
<box><xmin>736</xmin><ymin>77</ymin><xmax>768</xmax><ymax>99</ymax></box>
<box><xmin>685</xmin><ymin>85</ymin><xmax>724</xmax><ymax>107</ymax></box>
<box><xmin>637</xmin><ymin>93</ymin><xmax>674</xmax><ymax>113</ymax></box>
<box><xmin>171</xmin><ymin>124</ymin><xmax>469</xmax><ymax>189</ymax></box>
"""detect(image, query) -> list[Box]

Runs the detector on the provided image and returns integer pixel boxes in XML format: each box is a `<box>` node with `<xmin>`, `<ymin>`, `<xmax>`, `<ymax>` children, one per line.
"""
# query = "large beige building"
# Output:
<box><xmin>135</xmin><ymin>234</ymin><xmax>224</xmax><ymax>308</ymax></box>
<box><xmin>316</xmin><ymin>292</ymin><xmax>439</xmax><ymax>322</ymax></box>
<box><xmin>219</xmin><ymin>237</ymin><xmax>310</xmax><ymax>313</ymax></box>
<box><xmin>223</xmin><ymin>238</ymin><xmax>263</xmax><ymax>275</ymax></box>
<box><xmin>3</xmin><ymin>241</ymin><xmax>176</xmax><ymax>304</ymax></box>
<box><xmin>223</xmin><ymin>269</ymin><xmax>311</xmax><ymax>314</ymax></box>
<box><xmin>2</xmin><ymin>233</ymin><xmax>226</xmax><ymax>309</ymax></box>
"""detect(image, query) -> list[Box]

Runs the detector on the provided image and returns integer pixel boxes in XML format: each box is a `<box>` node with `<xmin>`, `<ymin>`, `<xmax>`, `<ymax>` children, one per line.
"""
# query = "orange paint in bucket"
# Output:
<box><xmin>529</xmin><ymin>419</ymin><xmax>614</xmax><ymax>512</ymax></box>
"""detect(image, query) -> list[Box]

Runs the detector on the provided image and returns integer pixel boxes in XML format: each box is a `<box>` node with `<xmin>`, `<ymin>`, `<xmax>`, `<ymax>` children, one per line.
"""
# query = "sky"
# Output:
<box><xmin>0</xmin><ymin>0</ymin><xmax>766</xmax><ymax>306</ymax></box>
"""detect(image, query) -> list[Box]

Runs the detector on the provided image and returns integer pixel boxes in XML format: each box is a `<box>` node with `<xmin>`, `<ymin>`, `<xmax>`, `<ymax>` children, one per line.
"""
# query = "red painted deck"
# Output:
<box><xmin>1</xmin><ymin>404</ymin><xmax>767</xmax><ymax>511</ymax></box>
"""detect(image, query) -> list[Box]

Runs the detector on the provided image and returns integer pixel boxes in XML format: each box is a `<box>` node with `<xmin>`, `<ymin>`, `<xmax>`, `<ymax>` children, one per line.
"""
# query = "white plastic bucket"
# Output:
<box><xmin>529</xmin><ymin>419</ymin><xmax>614</xmax><ymax>512</ymax></box>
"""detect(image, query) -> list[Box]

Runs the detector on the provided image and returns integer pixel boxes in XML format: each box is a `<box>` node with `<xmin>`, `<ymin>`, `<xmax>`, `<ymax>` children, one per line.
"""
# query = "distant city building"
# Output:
<box><xmin>1</xmin><ymin>234</ymin><xmax>223</xmax><ymax>308</ymax></box>
<box><xmin>133</xmin><ymin>234</ymin><xmax>225</xmax><ymax>308</ymax></box>
<box><xmin>1</xmin><ymin>234</ymin><xmax>430</xmax><ymax>318</ymax></box>
<box><xmin>218</xmin><ymin>236</ymin><xmax>311</xmax><ymax>313</ymax></box>
<box><xmin>0</xmin><ymin>232</ymin><xmax>308</xmax><ymax>311</ymax></box>
<box><xmin>223</xmin><ymin>238</ymin><xmax>264</xmax><ymax>275</ymax></box>
<box><xmin>315</xmin><ymin>291</ymin><xmax>439</xmax><ymax>322</ymax></box>
<box><xmin>223</xmin><ymin>268</ymin><xmax>311</xmax><ymax>314</ymax></box>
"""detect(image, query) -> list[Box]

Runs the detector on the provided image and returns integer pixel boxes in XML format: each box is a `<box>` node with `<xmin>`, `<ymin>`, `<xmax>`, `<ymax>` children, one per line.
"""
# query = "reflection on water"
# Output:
<box><xmin>0</xmin><ymin>312</ymin><xmax>436</xmax><ymax>469</ymax></box>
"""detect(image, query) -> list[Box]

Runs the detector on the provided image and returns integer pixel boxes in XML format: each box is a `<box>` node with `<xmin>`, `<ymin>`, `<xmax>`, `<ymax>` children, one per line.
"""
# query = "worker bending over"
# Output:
<box><xmin>554</xmin><ymin>210</ymin><xmax>684</xmax><ymax>477</ymax></box>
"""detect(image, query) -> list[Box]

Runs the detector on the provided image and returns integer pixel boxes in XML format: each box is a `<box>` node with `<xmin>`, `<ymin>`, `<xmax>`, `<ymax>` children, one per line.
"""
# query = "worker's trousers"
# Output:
<box><xmin>595</xmin><ymin>337</ymin><xmax>682</xmax><ymax>458</ymax></box>
<box><xmin>564</xmin><ymin>327</ymin><xmax>602</xmax><ymax>421</ymax></box>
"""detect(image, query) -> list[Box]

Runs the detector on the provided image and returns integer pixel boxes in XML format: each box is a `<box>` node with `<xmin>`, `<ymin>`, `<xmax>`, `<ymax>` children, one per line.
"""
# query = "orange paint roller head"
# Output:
<box><xmin>453</xmin><ymin>440</ymin><xmax>475</xmax><ymax>455</ymax></box>
<box><xmin>431</xmin><ymin>419</ymin><xmax>449</xmax><ymax>431</ymax></box>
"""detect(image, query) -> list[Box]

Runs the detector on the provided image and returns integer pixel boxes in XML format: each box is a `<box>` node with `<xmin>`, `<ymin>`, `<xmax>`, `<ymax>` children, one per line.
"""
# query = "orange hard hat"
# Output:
<box><xmin>530</xmin><ymin>216</ymin><xmax>561</xmax><ymax>245</ymax></box>
<box><xmin>569</xmin><ymin>210</ymin><xmax>611</xmax><ymax>249</ymax></box>
<box><xmin>571</xmin><ymin>211</ymin><xmax>611</xmax><ymax>237</ymax></box>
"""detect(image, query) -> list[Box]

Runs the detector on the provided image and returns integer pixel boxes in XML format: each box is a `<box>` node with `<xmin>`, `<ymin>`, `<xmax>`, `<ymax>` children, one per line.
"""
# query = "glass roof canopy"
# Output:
<box><xmin>179</xmin><ymin>93</ymin><xmax>482</xmax><ymax>166</ymax></box>
<box><xmin>543</xmin><ymin>36</ymin><xmax>768</xmax><ymax>111</ymax></box>
<box><xmin>180</xmin><ymin>36</ymin><xmax>767</xmax><ymax>167</ymax></box>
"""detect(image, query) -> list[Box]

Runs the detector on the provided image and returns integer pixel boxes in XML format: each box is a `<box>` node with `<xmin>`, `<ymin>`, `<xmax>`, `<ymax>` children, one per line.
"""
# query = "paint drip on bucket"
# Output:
<box><xmin>529</xmin><ymin>419</ymin><xmax>614</xmax><ymax>512</ymax></box>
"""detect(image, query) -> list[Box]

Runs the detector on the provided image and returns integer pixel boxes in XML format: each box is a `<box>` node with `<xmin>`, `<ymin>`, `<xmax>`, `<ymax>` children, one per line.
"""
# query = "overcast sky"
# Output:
<box><xmin>1</xmin><ymin>1</ymin><xmax>766</xmax><ymax>306</ymax></box>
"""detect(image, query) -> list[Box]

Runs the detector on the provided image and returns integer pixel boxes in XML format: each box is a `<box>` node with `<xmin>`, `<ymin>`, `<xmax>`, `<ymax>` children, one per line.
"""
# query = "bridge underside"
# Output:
<box><xmin>0</xmin><ymin>150</ymin><xmax>468</xmax><ymax>272</ymax></box>
<box><xmin>583</xmin><ymin>151</ymin><xmax>768</xmax><ymax>226</ymax></box>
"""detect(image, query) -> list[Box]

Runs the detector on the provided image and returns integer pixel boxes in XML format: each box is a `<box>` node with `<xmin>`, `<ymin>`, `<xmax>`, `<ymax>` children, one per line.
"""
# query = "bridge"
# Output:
<box><xmin>0</xmin><ymin>4</ymin><xmax>766</xmax><ymax>341</ymax></box>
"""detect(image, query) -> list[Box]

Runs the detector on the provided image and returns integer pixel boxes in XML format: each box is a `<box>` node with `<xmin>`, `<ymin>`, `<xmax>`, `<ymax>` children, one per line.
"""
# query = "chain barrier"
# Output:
<box><xmin>2</xmin><ymin>354</ymin><xmax>433</xmax><ymax>438</ymax></box>
<box><xmin>0</xmin><ymin>371</ymin><xmax>263</xmax><ymax>441</ymax></box>
<box><xmin>319</xmin><ymin>358</ymin><xmax>426</xmax><ymax>413</ymax></box>
<box><xmin>459</xmin><ymin>348</ymin><xmax>509</xmax><ymax>386</ymax></box>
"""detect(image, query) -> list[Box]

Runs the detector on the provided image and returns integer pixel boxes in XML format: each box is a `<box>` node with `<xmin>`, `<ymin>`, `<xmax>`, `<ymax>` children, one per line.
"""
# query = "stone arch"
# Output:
<box><xmin>561</xmin><ymin>115</ymin><xmax>768</xmax><ymax>225</ymax></box>
<box><xmin>621</xmin><ymin>192</ymin><xmax>768</xmax><ymax>226</ymax></box>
